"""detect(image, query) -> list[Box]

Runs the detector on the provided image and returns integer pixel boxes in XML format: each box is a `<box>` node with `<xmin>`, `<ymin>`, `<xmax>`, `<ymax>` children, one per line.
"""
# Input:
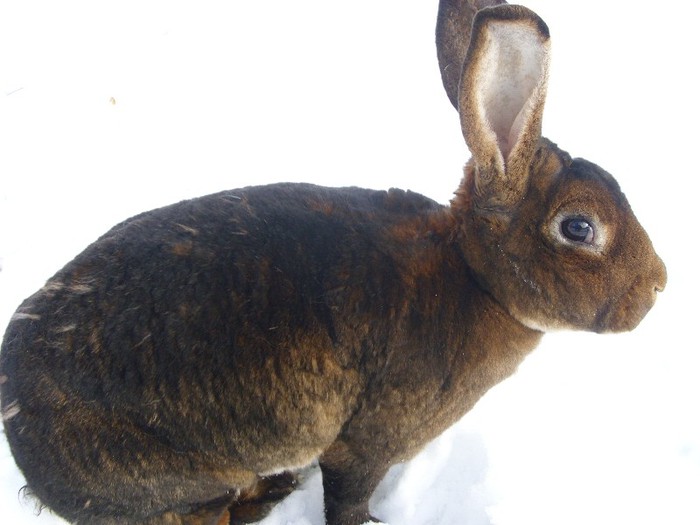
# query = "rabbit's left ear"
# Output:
<box><xmin>459</xmin><ymin>5</ymin><xmax>550</xmax><ymax>211</ymax></box>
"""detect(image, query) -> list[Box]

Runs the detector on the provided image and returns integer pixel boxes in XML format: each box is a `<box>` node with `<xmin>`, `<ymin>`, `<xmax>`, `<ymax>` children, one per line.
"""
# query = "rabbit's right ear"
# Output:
<box><xmin>459</xmin><ymin>5</ymin><xmax>550</xmax><ymax>211</ymax></box>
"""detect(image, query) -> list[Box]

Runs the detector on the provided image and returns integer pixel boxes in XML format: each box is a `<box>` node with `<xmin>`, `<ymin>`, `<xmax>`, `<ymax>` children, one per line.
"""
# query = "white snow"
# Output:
<box><xmin>1</xmin><ymin>1</ymin><xmax>699</xmax><ymax>524</ymax></box>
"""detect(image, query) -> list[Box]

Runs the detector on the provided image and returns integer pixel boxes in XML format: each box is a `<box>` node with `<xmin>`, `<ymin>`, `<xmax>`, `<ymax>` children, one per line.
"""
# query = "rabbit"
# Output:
<box><xmin>0</xmin><ymin>2</ymin><xmax>666</xmax><ymax>525</ymax></box>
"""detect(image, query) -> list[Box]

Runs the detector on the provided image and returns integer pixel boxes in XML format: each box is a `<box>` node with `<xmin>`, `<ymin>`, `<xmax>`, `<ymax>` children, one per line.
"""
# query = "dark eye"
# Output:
<box><xmin>561</xmin><ymin>217</ymin><xmax>595</xmax><ymax>244</ymax></box>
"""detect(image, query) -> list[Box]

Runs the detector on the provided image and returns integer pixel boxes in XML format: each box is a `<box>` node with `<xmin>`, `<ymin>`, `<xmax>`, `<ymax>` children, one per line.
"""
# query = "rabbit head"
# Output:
<box><xmin>438</xmin><ymin>3</ymin><xmax>666</xmax><ymax>333</ymax></box>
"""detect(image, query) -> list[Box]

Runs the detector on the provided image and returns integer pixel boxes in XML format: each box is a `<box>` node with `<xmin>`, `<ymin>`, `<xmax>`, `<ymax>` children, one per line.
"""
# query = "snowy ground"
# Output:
<box><xmin>1</xmin><ymin>1</ymin><xmax>699</xmax><ymax>524</ymax></box>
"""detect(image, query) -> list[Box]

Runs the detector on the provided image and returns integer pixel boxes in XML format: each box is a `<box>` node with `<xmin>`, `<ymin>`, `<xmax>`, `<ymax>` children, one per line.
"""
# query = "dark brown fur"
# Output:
<box><xmin>436</xmin><ymin>0</ymin><xmax>508</xmax><ymax>110</ymax></box>
<box><xmin>1</xmin><ymin>184</ymin><xmax>542</xmax><ymax>524</ymax></box>
<box><xmin>0</xmin><ymin>3</ymin><xmax>665</xmax><ymax>525</ymax></box>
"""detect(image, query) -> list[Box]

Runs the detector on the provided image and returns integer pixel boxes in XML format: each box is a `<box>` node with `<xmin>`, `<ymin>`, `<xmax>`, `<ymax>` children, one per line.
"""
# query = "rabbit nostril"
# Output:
<box><xmin>653</xmin><ymin>258</ymin><xmax>668</xmax><ymax>294</ymax></box>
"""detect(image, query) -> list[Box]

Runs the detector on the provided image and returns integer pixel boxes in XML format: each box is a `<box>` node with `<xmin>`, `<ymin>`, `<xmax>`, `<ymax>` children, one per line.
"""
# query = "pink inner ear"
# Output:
<box><xmin>478</xmin><ymin>23</ymin><xmax>547</xmax><ymax>160</ymax></box>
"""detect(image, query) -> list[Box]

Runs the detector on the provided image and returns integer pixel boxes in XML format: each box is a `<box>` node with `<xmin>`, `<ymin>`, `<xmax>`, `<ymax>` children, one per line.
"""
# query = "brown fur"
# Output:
<box><xmin>0</xmin><ymin>3</ymin><xmax>665</xmax><ymax>525</ymax></box>
<box><xmin>436</xmin><ymin>0</ymin><xmax>508</xmax><ymax>110</ymax></box>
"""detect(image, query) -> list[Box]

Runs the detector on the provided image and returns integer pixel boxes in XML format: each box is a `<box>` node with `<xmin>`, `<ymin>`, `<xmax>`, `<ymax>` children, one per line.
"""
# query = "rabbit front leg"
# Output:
<box><xmin>319</xmin><ymin>440</ymin><xmax>389</xmax><ymax>525</ymax></box>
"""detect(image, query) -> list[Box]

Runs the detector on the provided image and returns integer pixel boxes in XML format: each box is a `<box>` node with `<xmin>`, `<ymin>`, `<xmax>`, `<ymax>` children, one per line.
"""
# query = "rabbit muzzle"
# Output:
<box><xmin>594</xmin><ymin>254</ymin><xmax>667</xmax><ymax>333</ymax></box>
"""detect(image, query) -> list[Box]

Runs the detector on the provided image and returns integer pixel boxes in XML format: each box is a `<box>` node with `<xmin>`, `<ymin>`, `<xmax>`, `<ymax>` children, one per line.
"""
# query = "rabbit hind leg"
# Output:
<box><xmin>72</xmin><ymin>472</ymin><xmax>297</xmax><ymax>525</ymax></box>
<box><xmin>228</xmin><ymin>472</ymin><xmax>298</xmax><ymax>524</ymax></box>
<box><xmin>146</xmin><ymin>471</ymin><xmax>298</xmax><ymax>525</ymax></box>
<box><xmin>157</xmin><ymin>458</ymin><xmax>292</xmax><ymax>525</ymax></box>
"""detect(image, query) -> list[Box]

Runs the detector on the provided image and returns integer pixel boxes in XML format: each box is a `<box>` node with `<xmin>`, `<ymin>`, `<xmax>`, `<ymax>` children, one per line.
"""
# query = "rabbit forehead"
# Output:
<box><xmin>542</xmin><ymin>158</ymin><xmax>630</xmax><ymax>233</ymax></box>
<box><xmin>567</xmin><ymin>158</ymin><xmax>622</xmax><ymax>196</ymax></box>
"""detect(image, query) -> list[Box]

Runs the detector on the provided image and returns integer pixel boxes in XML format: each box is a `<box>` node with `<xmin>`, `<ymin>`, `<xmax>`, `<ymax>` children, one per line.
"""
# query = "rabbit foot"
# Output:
<box><xmin>323</xmin><ymin>501</ymin><xmax>378</xmax><ymax>525</ymax></box>
<box><xmin>228</xmin><ymin>472</ymin><xmax>298</xmax><ymax>524</ymax></box>
<box><xmin>138</xmin><ymin>497</ymin><xmax>232</xmax><ymax>525</ymax></box>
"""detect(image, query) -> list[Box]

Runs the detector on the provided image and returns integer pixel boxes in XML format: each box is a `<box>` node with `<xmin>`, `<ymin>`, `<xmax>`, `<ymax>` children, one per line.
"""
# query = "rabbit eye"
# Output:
<box><xmin>561</xmin><ymin>217</ymin><xmax>595</xmax><ymax>244</ymax></box>
<box><xmin>550</xmin><ymin>211</ymin><xmax>607</xmax><ymax>251</ymax></box>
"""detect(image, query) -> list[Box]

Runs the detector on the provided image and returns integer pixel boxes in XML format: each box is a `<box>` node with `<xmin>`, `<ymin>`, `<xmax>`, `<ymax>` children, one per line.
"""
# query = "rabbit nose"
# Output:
<box><xmin>652</xmin><ymin>256</ymin><xmax>667</xmax><ymax>294</ymax></box>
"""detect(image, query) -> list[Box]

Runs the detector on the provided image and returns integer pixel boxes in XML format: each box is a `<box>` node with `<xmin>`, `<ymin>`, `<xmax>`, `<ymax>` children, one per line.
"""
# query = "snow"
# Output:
<box><xmin>1</xmin><ymin>1</ymin><xmax>698</xmax><ymax>524</ymax></box>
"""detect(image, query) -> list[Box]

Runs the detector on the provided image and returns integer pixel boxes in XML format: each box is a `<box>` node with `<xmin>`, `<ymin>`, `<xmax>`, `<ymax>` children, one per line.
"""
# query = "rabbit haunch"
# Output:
<box><xmin>0</xmin><ymin>3</ymin><xmax>666</xmax><ymax>525</ymax></box>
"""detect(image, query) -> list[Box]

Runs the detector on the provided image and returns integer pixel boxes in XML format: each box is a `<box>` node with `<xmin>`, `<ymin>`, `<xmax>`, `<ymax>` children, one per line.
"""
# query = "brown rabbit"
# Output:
<box><xmin>0</xmin><ymin>2</ymin><xmax>666</xmax><ymax>525</ymax></box>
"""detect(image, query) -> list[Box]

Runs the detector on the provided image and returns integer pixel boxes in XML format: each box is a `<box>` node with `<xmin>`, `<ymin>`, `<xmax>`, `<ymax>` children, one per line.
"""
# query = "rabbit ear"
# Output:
<box><xmin>459</xmin><ymin>5</ymin><xmax>550</xmax><ymax>210</ymax></box>
<box><xmin>436</xmin><ymin>0</ymin><xmax>508</xmax><ymax>110</ymax></box>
